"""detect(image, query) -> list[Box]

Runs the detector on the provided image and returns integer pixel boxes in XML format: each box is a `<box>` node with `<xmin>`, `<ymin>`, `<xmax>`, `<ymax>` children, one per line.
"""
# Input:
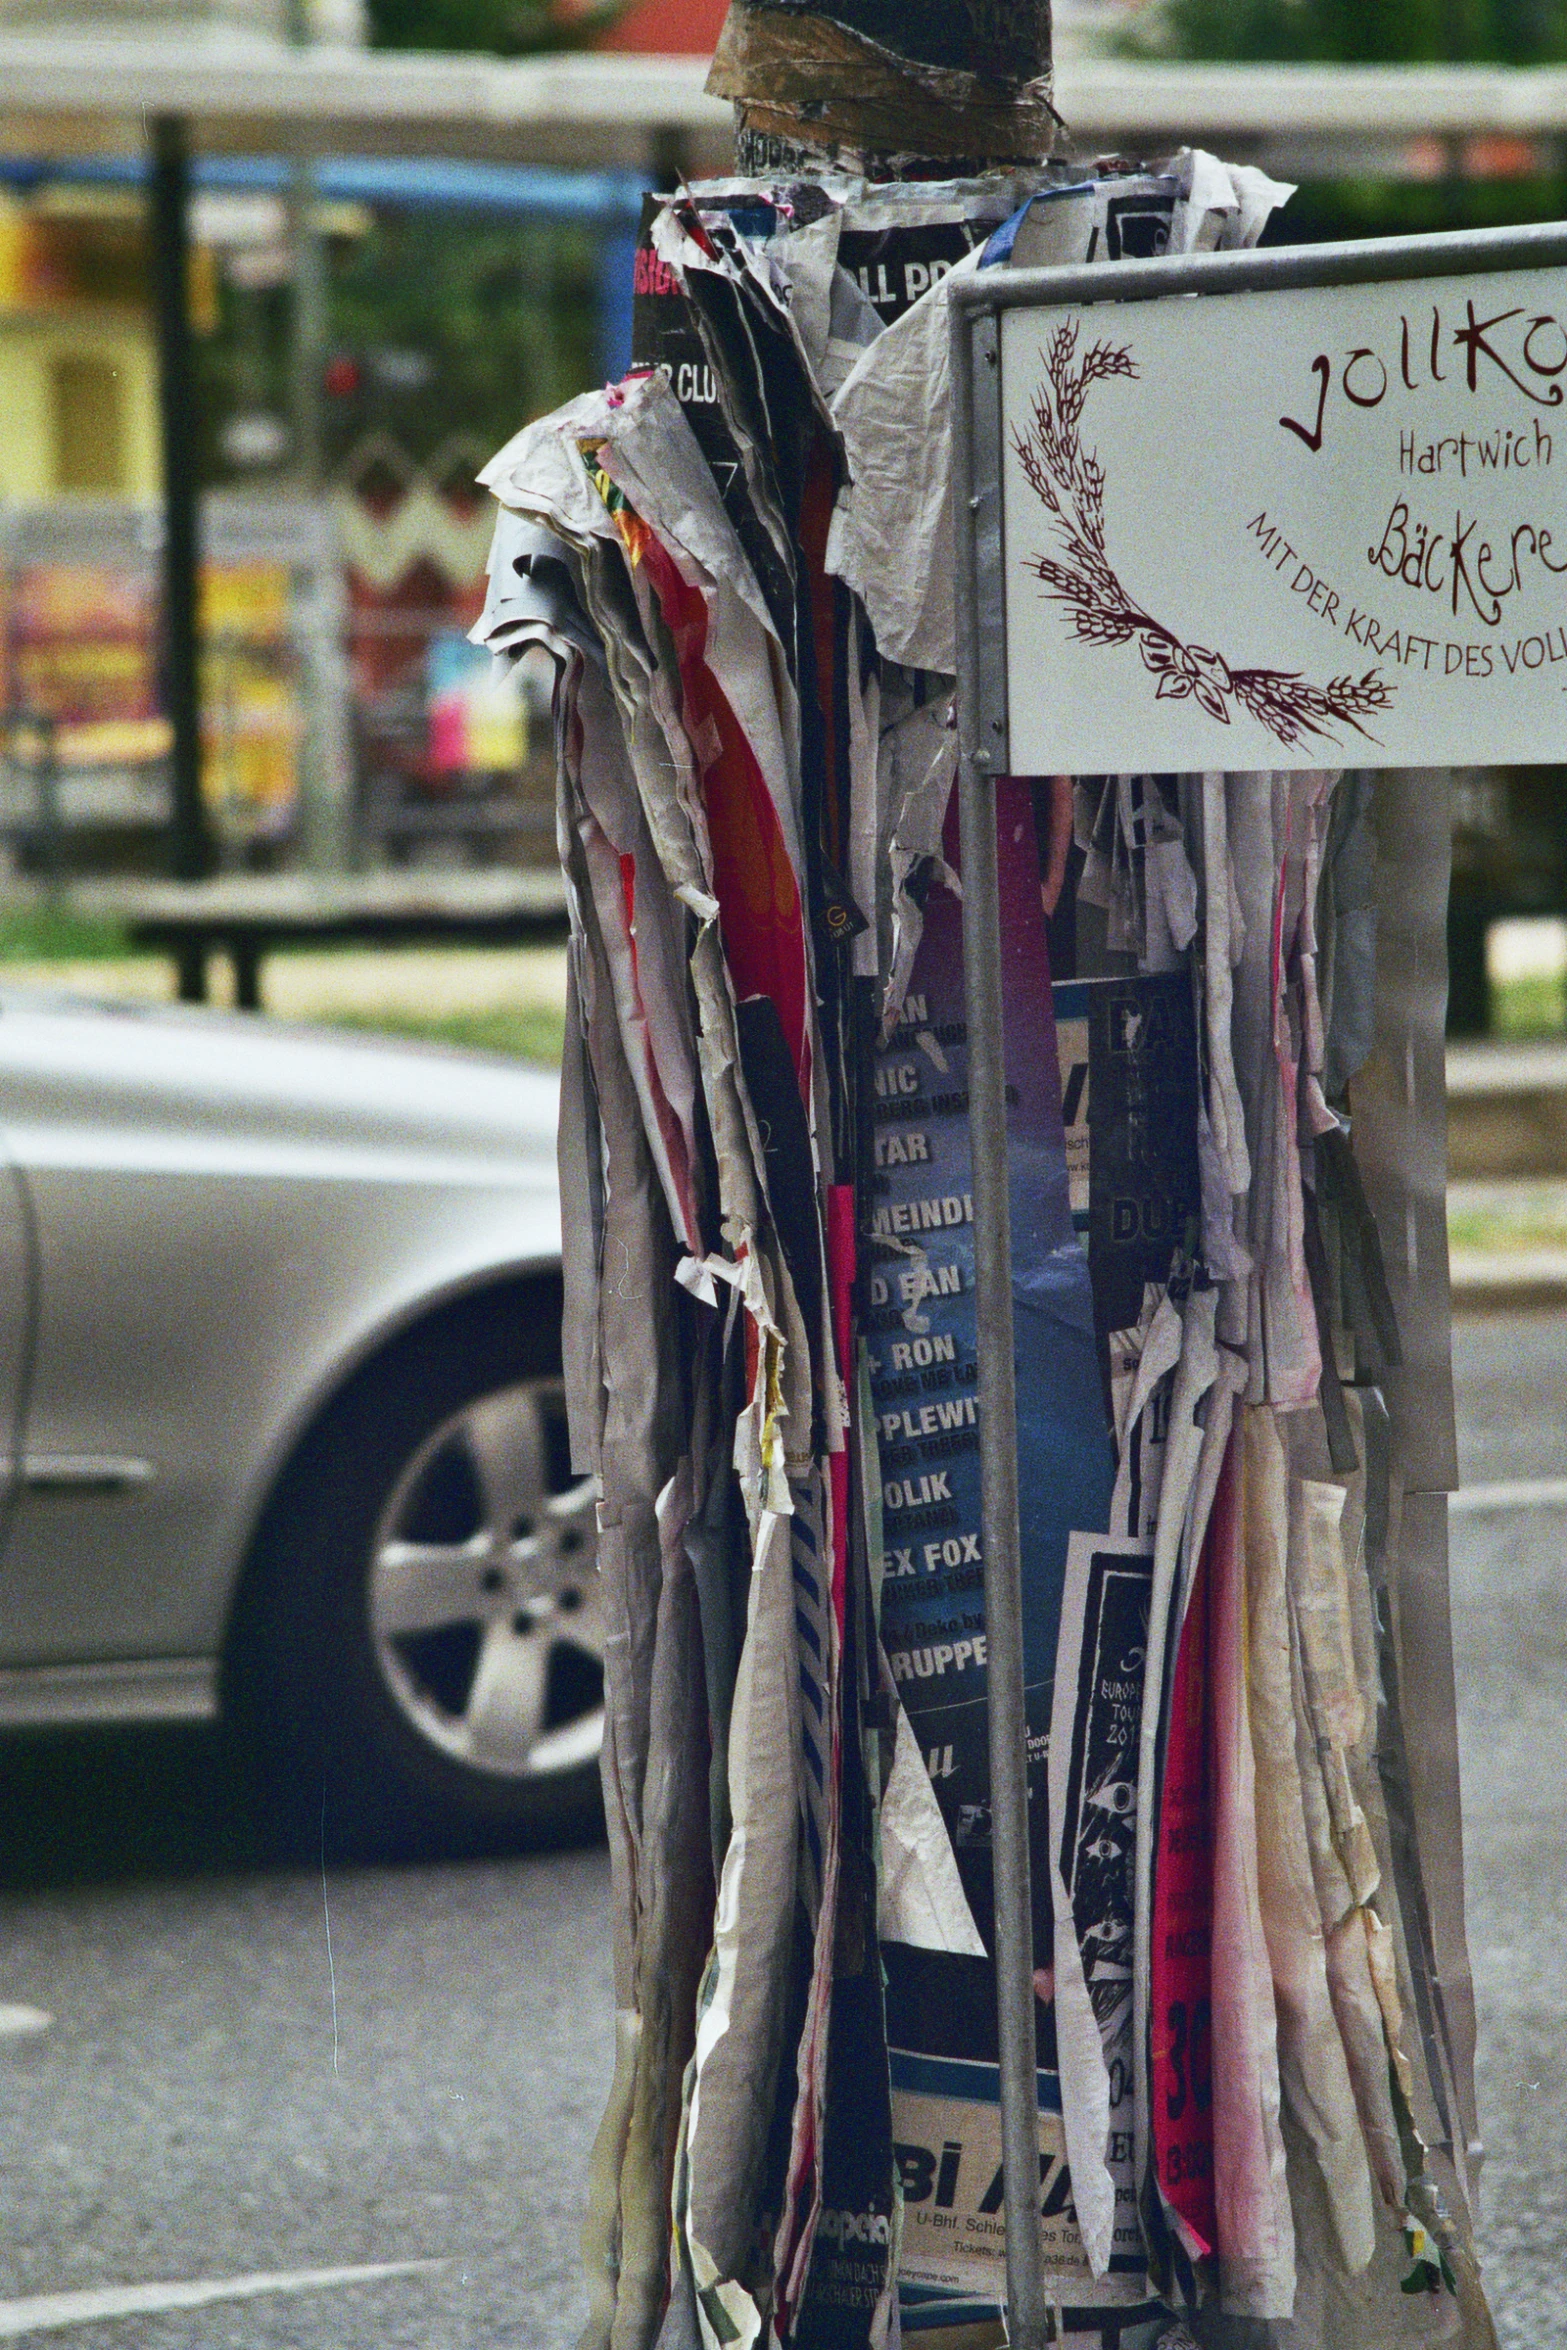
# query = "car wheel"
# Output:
<box><xmin>226</xmin><ymin>1285</ymin><xmax>605</xmax><ymax>1858</ymax></box>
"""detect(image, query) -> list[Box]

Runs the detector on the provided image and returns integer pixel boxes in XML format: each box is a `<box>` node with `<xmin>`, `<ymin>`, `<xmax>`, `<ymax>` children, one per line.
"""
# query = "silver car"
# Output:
<box><xmin>0</xmin><ymin>987</ymin><xmax>602</xmax><ymax>1852</ymax></box>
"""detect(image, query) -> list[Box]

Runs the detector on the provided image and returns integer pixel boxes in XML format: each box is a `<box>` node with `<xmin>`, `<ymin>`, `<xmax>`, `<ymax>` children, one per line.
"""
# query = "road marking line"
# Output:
<box><xmin>0</xmin><ymin>2258</ymin><xmax>446</xmax><ymax>2337</ymax></box>
<box><xmin>0</xmin><ymin>2007</ymin><xmax>50</xmax><ymax>2038</ymax></box>
<box><xmin>1450</xmin><ymin>1477</ymin><xmax>1567</xmax><ymax>1515</ymax></box>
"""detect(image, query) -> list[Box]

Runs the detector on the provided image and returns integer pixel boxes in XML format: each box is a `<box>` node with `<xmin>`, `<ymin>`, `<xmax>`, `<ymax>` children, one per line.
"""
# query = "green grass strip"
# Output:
<box><xmin>319</xmin><ymin>1003</ymin><xmax>566</xmax><ymax>1064</ymax></box>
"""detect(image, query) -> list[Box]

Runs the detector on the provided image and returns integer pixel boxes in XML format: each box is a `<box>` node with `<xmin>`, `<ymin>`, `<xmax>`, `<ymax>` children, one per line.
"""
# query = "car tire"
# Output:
<box><xmin>224</xmin><ymin>1281</ymin><xmax>605</xmax><ymax>1860</ymax></box>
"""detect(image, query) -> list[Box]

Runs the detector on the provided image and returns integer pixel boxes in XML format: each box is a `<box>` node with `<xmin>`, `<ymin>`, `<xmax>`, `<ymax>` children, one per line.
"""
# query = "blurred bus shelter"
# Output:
<box><xmin>0</xmin><ymin>11</ymin><xmax>1565</xmax><ymax>1018</ymax></box>
<box><xmin>0</xmin><ymin>12</ymin><xmax>730</xmax><ymax>881</ymax></box>
<box><xmin>0</xmin><ymin>141</ymin><xmax>671</xmax><ymax>876</ymax></box>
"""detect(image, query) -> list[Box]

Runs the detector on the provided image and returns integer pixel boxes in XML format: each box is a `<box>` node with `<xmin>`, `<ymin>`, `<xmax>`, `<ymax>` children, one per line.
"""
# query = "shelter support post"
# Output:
<box><xmin>287</xmin><ymin>153</ymin><xmax>327</xmax><ymax>491</ymax></box>
<box><xmin>283</xmin><ymin>0</ymin><xmax>354</xmax><ymax>874</ymax></box>
<box><xmin>149</xmin><ymin>112</ymin><xmax>210</xmax><ymax>883</ymax></box>
<box><xmin>291</xmin><ymin>545</ymin><xmax>355</xmax><ymax>873</ymax></box>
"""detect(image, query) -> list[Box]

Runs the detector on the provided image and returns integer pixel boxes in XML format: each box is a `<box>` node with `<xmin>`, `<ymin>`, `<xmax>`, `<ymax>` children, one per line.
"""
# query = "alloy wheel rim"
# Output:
<box><xmin>368</xmin><ymin>1377</ymin><xmax>602</xmax><ymax>1782</ymax></box>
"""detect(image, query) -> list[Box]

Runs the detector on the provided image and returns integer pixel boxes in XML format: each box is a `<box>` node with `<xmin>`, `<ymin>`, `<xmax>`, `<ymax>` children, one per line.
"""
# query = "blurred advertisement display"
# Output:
<box><xmin>9</xmin><ymin>561</ymin><xmax>162</xmax><ymax>754</ymax></box>
<box><xmin>199</xmin><ymin>561</ymin><xmax>302</xmax><ymax>843</ymax></box>
<box><xmin>425</xmin><ymin>630</ymin><xmax>528</xmax><ymax>779</ymax></box>
<box><xmin>0</xmin><ymin>518</ymin><xmax>311</xmax><ymax>851</ymax></box>
<box><xmin>3</xmin><ymin>558</ymin><xmax>302</xmax><ymax>842</ymax></box>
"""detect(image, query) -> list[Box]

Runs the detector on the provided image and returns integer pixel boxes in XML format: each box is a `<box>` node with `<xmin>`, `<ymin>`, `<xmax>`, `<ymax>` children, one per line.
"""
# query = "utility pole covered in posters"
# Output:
<box><xmin>472</xmin><ymin>8</ymin><xmax>1500</xmax><ymax>2347</ymax></box>
<box><xmin>689</xmin><ymin>17</ymin><xmax>1078</xmax><ymax>2346</ymax></box>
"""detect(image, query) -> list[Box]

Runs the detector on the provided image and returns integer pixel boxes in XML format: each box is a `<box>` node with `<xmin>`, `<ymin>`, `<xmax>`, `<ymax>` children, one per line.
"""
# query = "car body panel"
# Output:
<box><xmin>0</xmin><ymin>990</ymin><xmax>563</xmax><ymax>1674</ymax></box>
<box><xmin>0</xmin><ymin>1146</ymin><xmax>29</xmax><ymax>1485</ymax></box>
<box><xmin>0</xmin><ymin>1656</ymin><xmax>219</xmax><ymax>1728</ymax></box>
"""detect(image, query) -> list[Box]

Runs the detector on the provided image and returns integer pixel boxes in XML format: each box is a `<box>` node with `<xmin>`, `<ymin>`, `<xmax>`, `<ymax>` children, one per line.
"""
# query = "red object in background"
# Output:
<box><xmin>595</xmin><ymin>0</ymin><xmax>727</xmax><ymax>53</ymax></box>
<box><xmin>346</xmin><ymin>560</ymin><xmax>483</xmax><ymax>700</ymax></box>
<box><xmin>324</xmin><ymin>355</ymin><xmax>362</xmax><ymax>398</ymax></box>
<box><xmin>347</xmin><ymin>560</ymin><xmax>485</xmax><ymax>795</ymax></box>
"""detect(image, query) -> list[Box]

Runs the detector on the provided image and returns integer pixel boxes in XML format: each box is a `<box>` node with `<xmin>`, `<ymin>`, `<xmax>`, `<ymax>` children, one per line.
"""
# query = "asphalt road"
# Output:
<box><xmin>1449</xmin><ymin>1313</ymin><xmax>1567</xmax><ymax>2350</ymax></box>
<box><xmin>0</xmin><ymin>1313</ymin><xmax>1560</xmax><ymax>2349</ymax></box>
<box><xmin>0</xmin><ymin>1786</ymin><xmax>613</xmax><ymax>2350</ymax></box>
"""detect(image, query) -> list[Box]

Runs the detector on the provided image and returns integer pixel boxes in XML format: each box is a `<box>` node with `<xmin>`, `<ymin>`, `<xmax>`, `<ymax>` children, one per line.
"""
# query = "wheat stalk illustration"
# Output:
<box><xmin>1013</xmin><ymin>324</ymin><xmax>1394</xmax><ymax>749</ymax></box>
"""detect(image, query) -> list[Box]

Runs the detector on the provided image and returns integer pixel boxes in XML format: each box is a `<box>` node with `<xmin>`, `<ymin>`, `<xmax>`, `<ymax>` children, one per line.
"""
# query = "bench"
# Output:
<box><xmin>72</xmin><ymin>870</ymin><xmax>570</xmax><ymax>1011</ymax></box>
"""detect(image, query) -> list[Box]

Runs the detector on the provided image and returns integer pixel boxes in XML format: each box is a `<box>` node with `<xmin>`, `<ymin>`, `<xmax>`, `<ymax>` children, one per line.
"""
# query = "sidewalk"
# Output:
<box><xmin>1449</xmin><ymin>1185</ymin><xmax>1567</xmax><ymax>1310</ymax></box>
<box><xmin>1448</xmin><ymin>1036</ymin><xmax>1567</xmax><ymax>1180</ymax></box>
<box><xmin>1446</xmin><ymin>1044</ymin><xmax>1567</xmax><ymax>1306</ymax></box>
<box><xmin>1450</xmin><ymin>1250</ymin><xmax>1567</xmax><ymax>1311</ymax></box>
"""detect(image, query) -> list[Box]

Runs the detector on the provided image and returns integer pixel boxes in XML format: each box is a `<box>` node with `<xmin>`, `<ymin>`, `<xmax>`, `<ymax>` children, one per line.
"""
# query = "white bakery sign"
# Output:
<box><xmin>1000</xmin><ymin>262</ymin><xmax>1567</xmax><ymax>771</ymax></box>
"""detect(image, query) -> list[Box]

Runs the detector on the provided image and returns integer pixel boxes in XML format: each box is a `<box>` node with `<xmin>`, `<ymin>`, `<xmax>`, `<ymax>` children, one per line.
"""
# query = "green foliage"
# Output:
<box><xmin>1121</xmin><ymin>0</ymin><xmax>1567</xmax><ymax>247</ymax></box>
<box><xmin>1276</xmin><ymin>171</ymin><xmax>1567</xmax><ymax>244</ymax></box>
<box><xmin>196</xmin><ymin>0</ymin><xmax>628</xmax><ymax>484</ymax></box>
<box><xmin>324</xmin><ymin>1003</ymin><xmax>567</xmax><ymax>1062</ymax></box>
<box><xmin>1490</xmin><ymin>973</ymin><xmax>1567</xmax><ymax>1038</ymax></box>
<box><xmin>365</xmin><ymin>0</ymin><xmax>624</xmax><ymax>56</ymax></box>
<box><xmin>1141</xmin><ymin>0</ymin><xmax>1567</xmax><ymax>63</ymax></box>
<box><xmin>198</xmin><ymin>212</ymin><xmax>603</xmax><ymax>486</ymax></box>
<box><xmin>322</xmin><ymin>213</ymin><xmax>602</xmax><ymax>470</ymax></box>
<box><xmin>0</xmin><ymin>904</ymin><xmax>130</xmax><ymax>962</ymax></box>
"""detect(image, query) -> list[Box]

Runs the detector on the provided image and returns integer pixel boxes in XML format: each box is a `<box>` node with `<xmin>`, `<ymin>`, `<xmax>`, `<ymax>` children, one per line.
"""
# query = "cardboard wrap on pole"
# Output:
<box><xmin>708</xmin><ymin>0</ymin><xmax>1055</xmax><ymax>176</ymax></box>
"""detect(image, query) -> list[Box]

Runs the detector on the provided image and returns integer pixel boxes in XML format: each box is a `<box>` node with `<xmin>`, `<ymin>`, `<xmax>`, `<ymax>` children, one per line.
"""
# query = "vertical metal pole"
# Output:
<box><xmin>292</xmin><ymin>530</ymin><xmax>355</xmax><ymax>872</ymax></box>
<box><xmin>960</xmin><ymin>769</ymin><xmax>1050</xmax><ymax>2350</ymax></box>
<box><xmin>287</xmin><ymin>152</ymin><xmax>326</xmax><ymax>492</ymax></box>
<box><xmin>952</xmin><ymin>287</ymin><xmax>1049</xmax><ymax>2349</ymax></box>
<box><xmin>285</xmin><ymin>0</ymin><xmax>351</xmax><ymax>874</ymax></box>
<box><xmin>36</xmin><ymin>715</ymin><xmax>62</xmax><ymax>903</ymax></box>
<box><xmin>150</xmin><ymin>112</ymin><xmax>210</xmax><ymax>882</ymax></box>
